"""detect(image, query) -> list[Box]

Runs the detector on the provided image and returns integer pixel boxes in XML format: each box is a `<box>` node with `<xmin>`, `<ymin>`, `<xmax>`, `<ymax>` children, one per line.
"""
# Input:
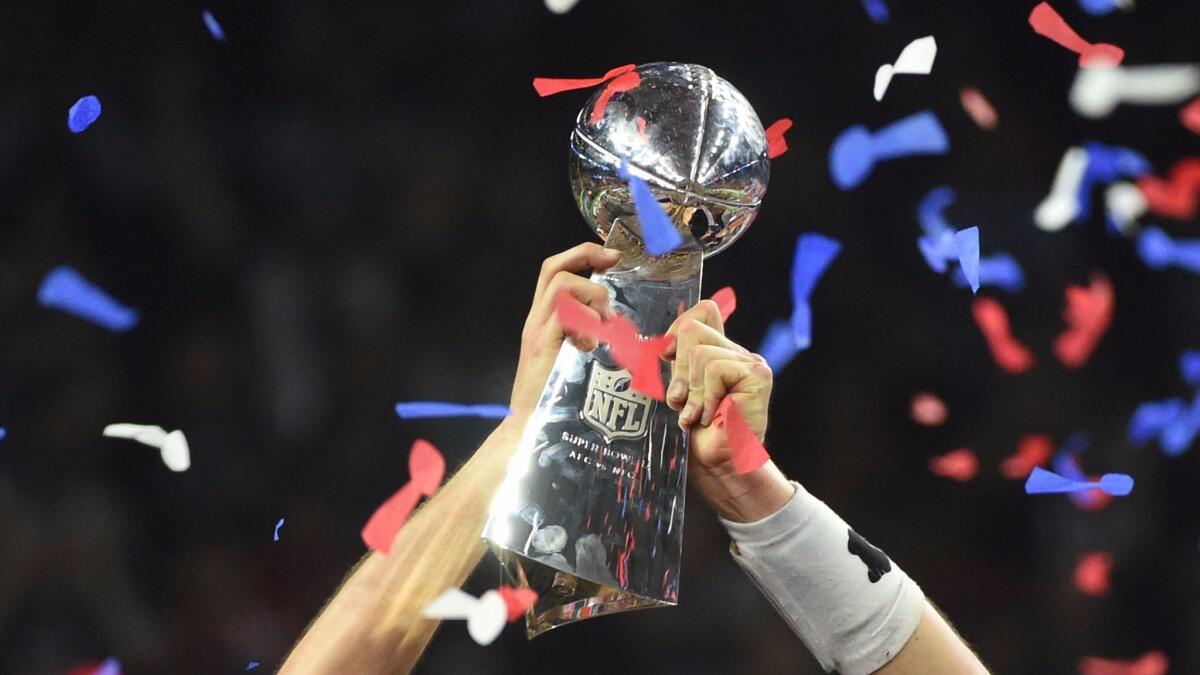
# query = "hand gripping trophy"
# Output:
<box><xmin>483</xmin><ymin>62</ymin><xmax>771</xmax><ymax>637</ymax></box>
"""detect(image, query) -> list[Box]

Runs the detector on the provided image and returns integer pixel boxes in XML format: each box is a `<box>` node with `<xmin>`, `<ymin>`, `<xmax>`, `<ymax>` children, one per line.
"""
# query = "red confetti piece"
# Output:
<box><xmin>554</xmin><ymin>290</ymin><xmax>672</xmax><ymax>400</ymax></box>
<box><xmin>910</xmin><ymin>391</ymin><xmax>948</xmax><ymax>426</ymax></box>
<box><xmin>1054</xmin><ymin>273</ymin><xmax>1114</xmax><ymax>369</ymax></box>
<box><xmin>590</xmin><ymin>71</ymin><xmax>641</xmax><ymax>125</ymax></box>
<box><xmin>765</xmin><ymin>118</ymin><xmax>793</xmax><ymax>159</ymax></box>
<box><xmin>361</xmin><ymin>439</ymin><xmax>446</xmax><ymax>554</ymax></box>
<box><xmin>972</xmin><ymin>297</ymin><xmax>1035</xmax><ymax>374</ymax></box>
<box><xmin>928</xmin><ymin>448</ymin><xmax>978</xmax><ymax>482</ymax></box>
<box><xmin>713</xmin><ymin>396</ymin><xmax>770</xmax><ymax>475</ymax></box>
<box><xmin>1182</xmin><ymin>98</ymin><xmax>1200</xmax><ymax>135</ymax></box>
<box><xmin>710</xmin><ymin>286</ymin><xmax>737</xmax><ymax>323</ymax></box>
<box><xmin>959</xmin><ymin>87</ymin><xmax>998</xmax><ymax>130</ymax></box>
<box><xmin>533</xmin><ymin>64</ymin><xmax>637</xmax><ymax>97</ymax></box>
<box><xmin>1137</xmin><ymin>157</ymin><xmax>1200</xmax><ymax>220</ymax></box>
<box><xmin>999</xmin><ymin>434</ymin><xmax>1054</xmax><ymax>479</ymax></box>
<box><xmin>496</xmin><ymin>585</ymin><xmax>538</xmax><ymax>621</ymax></box>
<box><xmin>1073</xmin><ymin>552</ymin><xmax>1113</xmax><ymax>597</ymax></box>
<box><xmin>1079</xmin><ymin>651</ymin><xmax>1168</xmax><ymax>675</ymax></box>
<box><xmin>1028</xmin><ymin>2</ymin><xmax>1125</xmax><ymax>67</ymax></box>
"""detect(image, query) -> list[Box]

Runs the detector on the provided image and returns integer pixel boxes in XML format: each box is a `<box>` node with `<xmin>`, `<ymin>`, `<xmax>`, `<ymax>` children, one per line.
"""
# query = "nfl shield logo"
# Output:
<box><xmin>582</xmin><ymin>363</ymin><xmax>653</xmax><ymax>440</ymax></box>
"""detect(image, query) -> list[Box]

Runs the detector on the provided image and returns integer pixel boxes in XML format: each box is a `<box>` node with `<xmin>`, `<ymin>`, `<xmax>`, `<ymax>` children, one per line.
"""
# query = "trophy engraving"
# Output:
<box><xmin>483</xmin><ymin>62</ymin><xmax>771</xmax><ymax>637</ymax></box>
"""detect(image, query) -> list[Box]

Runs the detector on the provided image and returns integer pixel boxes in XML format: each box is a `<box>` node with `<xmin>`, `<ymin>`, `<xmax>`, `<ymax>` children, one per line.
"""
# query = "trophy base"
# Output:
<box><xmin>492</xmin><ymin>545</ymin><xmax>672</xmax><ymax>639</ymax></box>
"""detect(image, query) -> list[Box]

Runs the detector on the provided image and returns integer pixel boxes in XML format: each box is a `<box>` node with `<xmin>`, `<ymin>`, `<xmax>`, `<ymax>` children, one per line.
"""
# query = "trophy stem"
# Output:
<box><xmin>483</xmin><ymin>243</ymin><xmax>703</xmax><ymax>637</ymax></box>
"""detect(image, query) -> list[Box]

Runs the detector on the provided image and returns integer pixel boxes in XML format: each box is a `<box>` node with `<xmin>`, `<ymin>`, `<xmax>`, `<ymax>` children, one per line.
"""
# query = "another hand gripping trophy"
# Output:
<box><xmin>483</xmin><ymin>62</ymin><xmax>770</xmax><ymax>636</ymax></box>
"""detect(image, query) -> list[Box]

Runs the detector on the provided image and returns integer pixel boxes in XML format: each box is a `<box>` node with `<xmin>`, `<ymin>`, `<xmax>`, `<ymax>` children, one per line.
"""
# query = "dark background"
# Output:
<box><xmin>1</xmin><ymin>1</ymin><xmax>1198</xmax><ymax>673</ymax></box>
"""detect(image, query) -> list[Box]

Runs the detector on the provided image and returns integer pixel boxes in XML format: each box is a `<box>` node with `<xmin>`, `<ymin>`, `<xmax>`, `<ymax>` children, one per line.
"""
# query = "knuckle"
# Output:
<box><xmin>751</xmin><ymin>362</ymin><xmax>773</xmax><ymax>381</ymax></box>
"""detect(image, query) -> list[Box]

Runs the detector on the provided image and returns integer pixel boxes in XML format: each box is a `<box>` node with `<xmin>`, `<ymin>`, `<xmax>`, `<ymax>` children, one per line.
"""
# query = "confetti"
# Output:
<box><xmin>1181</xmin><ymin>98</ymin><xmax>1200</xmax><ymax>134</ymax></box>
<box><xmin>1077</xmin><ymin>0</ymin><xmax>1132</xmax><ymax>16</ymax></box>
<box><xmin>1136</xmin><ymin>158</ymin><xmax>1200</xmax><ymax>220</ymax></box>
<box><xmin>999</xmin><ymin>434</ymin><xmax>1054</xmax><ymax>479</ymax></box>
<box><xmin>972</xmin><ymin>297</ymin><xmax>1034</xmax><ymax>374</ymax></box>
<box><xmin>361</xmin><ymin>439</ymin><xmax>445</xmax><ymax>554</ymax></box>
<box><xmin>544</xmin><ymin>0</ymin><xmax>581</xmax><ymax>14</ymax></box>
<box><xmin>790</xmin><ymin>233</ymin><xmax>842</xmax><ymax>350</ymax></box>
<box><xmin>709</xmin><ymin>286</ymin><xmax>737</xmax><ymax>323</ymax></box>
<box><xmin>202</xmin><ymin>10</ymin><xmax>226</xmax><ymax>41</ymax></box>
<box><xmin>273</xmin><ymin>518</ymin><xmax>285</xmax><ymax>542</ymax></box>
<box><xmin>38</xmin><ymin>266</ymin><xmax>139</xmax><ymax>333</ymax></box>
<box><xmin>1104</xmin><ymin>181</ymin><xmax>1147</xmax><ymax>235</ymax></box>
<box><xmin>590</xmin><ymin>71</ymin><xmax>641</xmax><ymax>125</ymax></box>
<box><xmin>713</xmin><ymin>396</ymin><xmax>770</xmax><ymax>475</ymax></box>
<box><xmin>914</xmin><ymin>190</ymin><xmax>980</xmax><ymax>292</ymax></box>
<box><xmin>1051</xmin><ymin>436</ymin><xmax>1114</xmax><ymax>510</ymax></box>
<box><xmin>66</xmin><ymin>657</ymin><xmax>122</xmax><ymax>675</ymax></box>
<box><xmin>246</xmin><ymin>663</ymin><xmax>259</xmax><ymax>671</ymax></box>
<box><xmin>0</xmin><ymin>427</ymin><xmax>5</xmax><ymax>442</ymax></box>
<box><xmin>496</xmin><ymin>585</ymin><xmax>538</xmax><ymax>621</ymax></box>
<box><xmin>1054</xmin><ymin>273</ymin><xmax>1113</xmax><ymax>368</ymax></box>
<box><xmin>1073</xmin><ymin>552</ymin><xmax>1113</xmax><ymax>596</ymax></box>
<box><xmin>533</xmin><ymin>64</ymin><xmax>637</xmax><ymax>97</ymax></box>
<box><xmin>1180</xmin><ymin>350</ymin><xmax>1200</xmax><ymax>387</ymax></box>
<box><xmin>910</xmin><ymin>392</ymin><xmax>948</xmax><ymax>426</ymax></box>
<box><xmin>1159</xmin><ymin>396</ymin><xmax>1200</xmax><ymax>456</ymax></box>
<box><xmin>1035</xmin><ymin>146</ymin><xmax>1089</xmax><ymax>231</ymax></box>
<box><xmin>423</xmin><ymin>586</ymin><xmax>523</xmax><ymax>646</ymax></box>
<box><xmin>67</xmin><ymin>95</ymin><xmax>102</xmax><ymax>134</ymax></box>
<box><xmin>394</xmin><ymin>402</ymin><xmax>512</xmax><ymax>419</ymax></box>
<box><xmin>952</xmin><ymin>253</ymin><xmax>1025</xmax><ymax>292</ymax></box>
<box><xmin>1024</xmin><ymin>466</ymin><xmax>1133</xmax><ymax>496</ymax></box>
<box><xmin>1076</xmin><ymin>142</ymin><xmax>1152</xmax><ymax>223</ymax></box>
<box><xmin>1071</xmin><ymin>63</ymin><xmax>1200</xmax><ymax>119</ymax></box>
<box><xmin>959</xmin><ymin>86</ymin><xmax>998</xmax><ymax>130</ymax></box>
<box><xmin>765</xmin><ymin>118</ymin><xmax>793</xmax><ymax>159</ymax></box>
<box><xmin>929</xmin><ymin>448</ymin><xmax>979</xmax><ymax>482</ymax></box>
<box><xmin>829</xmin><ymin>110</ymin><xmax>949</xmax><ymax>190</ymax></box>
<box><xmin>757</xmin><ymin>319</ymin><xmax>800</xmax><ymax>374</ymax></box>
<box><xmin>1135</xmin><ymin>226</ymin><xmax>1200</xmax><ymax>274</ymax></box>
<box><xmin>860</xmin><ymin>0</ymin><xmax>889</xmax><ymax>24</ymax></box>
<box><xmin>1078</xmin><ymin>650</ymin><xmax>1168</xmax><ymax>675</ymax></box>
<box><xmin>554</xmin><ymin>290</ymin><xmax>673</xmax><ymax>399</ymax></box>
<box><xmin>874</xmin><ymin>36</ymin><xmax>937</xmax><ymax>101</ymax></box>
<box><xmin>103</xmin><ymin>423</ymin><xmax>190</xmax><ymax>472</ymax></box>
<box><xmin>1028</xmin><ymin>2</ymin><xmax>1124</xmax><ymax>67</ymax></box>
<box><xmin>617</xmin><ymin>158</ymin><xmax>684</xmax><ymax>256</ymax></box>
<box><xmin>1127</xmin><ymin>398</ymin><xmax>1186</xmax><ymax>449</ymax></box>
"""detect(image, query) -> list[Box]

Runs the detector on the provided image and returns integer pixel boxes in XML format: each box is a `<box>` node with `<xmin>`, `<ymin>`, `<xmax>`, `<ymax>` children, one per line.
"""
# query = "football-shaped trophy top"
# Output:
<box><xmin>569</xmin><ymin>62</ymin><xmax>771</xmax><ymax>260</ymax></box>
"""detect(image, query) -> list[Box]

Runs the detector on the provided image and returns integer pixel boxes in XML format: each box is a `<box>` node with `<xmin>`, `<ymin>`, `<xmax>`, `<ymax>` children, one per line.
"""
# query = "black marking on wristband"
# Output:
<box><xmin>847</xmin><ymin>529</ymin><xmax>892</xmax><ymax>583</ymax></box>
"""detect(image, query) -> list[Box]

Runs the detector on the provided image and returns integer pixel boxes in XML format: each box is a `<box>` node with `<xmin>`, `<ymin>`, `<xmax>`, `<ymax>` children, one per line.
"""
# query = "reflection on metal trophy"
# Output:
<box><xmin>482</xmin><ymin>62</ymin><xmax>771</xmax><ymax>637</ymax></box>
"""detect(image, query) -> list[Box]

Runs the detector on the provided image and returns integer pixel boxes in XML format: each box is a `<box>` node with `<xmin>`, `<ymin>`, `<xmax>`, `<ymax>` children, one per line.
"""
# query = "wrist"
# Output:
<box><xmin>693</xmin><ymin>460</ymin><xmax>795</xmax><ymax>523</ymax></box>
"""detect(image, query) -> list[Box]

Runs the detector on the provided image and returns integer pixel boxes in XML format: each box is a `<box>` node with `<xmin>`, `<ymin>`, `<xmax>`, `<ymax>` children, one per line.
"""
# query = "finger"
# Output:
<box><xmin>540</xmin><ymin>277</ymin><xmax>614</xmax><ymax>352</ymax></box>
<box><xmin>699</xmin><ymin>359</ymin><xmax>772</xmax><ymax>428</ymax></box>
<box><xmin>663</xmin><ymin>300</ymin><xmax>724</xmax><ymax>360</ymax></box>
<box><xmin>680</xmin><ymin>346</ymin><xmax>756</xmax><ymax>425</ymax></box>
<box><xmin>666</xmin><ymin>317</ymin><xmax>748</xmax><ymax>411</ymax></box>
<box><xmin>532</xmin><ymin>243</ymin><xmax>621</xmax><ymax>307</ymax></box>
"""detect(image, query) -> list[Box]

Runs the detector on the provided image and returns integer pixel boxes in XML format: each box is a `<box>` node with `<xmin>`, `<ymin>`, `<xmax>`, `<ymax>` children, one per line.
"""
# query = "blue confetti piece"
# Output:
<box><xmin>1078</xmin><ymin>0</ymin><xmax>1124</xmax><ymax>16</ymax></box>
<box><xmin>1136</xmin><ymin>226</ymin><xmax>1200</xmax><ymax>274</ymax></box>
<box><xmin>829</xmin><ymin>110</ymin><xmax>948</xmax><ymax>191</ymax></box>
<box><xmin>790</xmin><ymin>233</ymin><xmax>841</xmax><ymax>350</ymax></box>
<box><xmin>757</xmin><ymin>319</ymin><xmax>800</xmax><ymax>373</ymax></box>
<box><xmin>246</xmin><ymin>662</ymin><xmax>259</xmax><ymax>671</ymax></box>
<box><xmin>394</xmin><ymin>402</ymin><xmax>512</xmax><ymax>419</ymax></box>
<box><xmin>1181</xmin><ymin>351</ymin><xmax>1200</xmax><ymax>388</ymax></box>
<box><xmin>0</xmin><ymin>428</ymin><xmax>5</xmax><ymax>442</ymax></box>
<box><xmin>67</xmin><ymin>95</ymin><xmax>102</xmax><ymax>134</ymax></box>
<box><xmin>1128</xmin><ymin>398</ymin><xmax>1185</xmax><ymax>447</ymax></box>
<box><xmin>952</xmin><ymin>253</ymin><xmax>1025</xmax><ymax>292</ymax></box>
<box><xmin>202</xmin><ymin>10</ymin><xmax>227</xmax><ymax>41</ymax></box>
<box><xmin>860</xmin><ymin>0</ymin><xmax>890</xmax><ymax>23</ymax></box>
<box><xmin>1025</xmin><ymin>466</ymin><xmax>1133</xmax><ymax>496</ymax></box>
<box><xmin>37</xmin><ymin>266</ymin><xmax>139</xmax><ymax>332</ymax></box>
<box><xmin>1075</xmin><ymin>142</ymin><xmax>1151</xmax><ymax>223</ymax></box>
<box><xmin>97</xmin><ymin>657</ymin><xmax>122</xmax><ymax>675</ymax></box>
<box><xmin>273</xmin><ymin>518</ymin><xmax>285</xmax><ymax>542</ymax></box>
<box><xmin>617</xmin><ymin>158</ymin><xmax>684</xmax><ymax>256</ymax></box>
<box><xmin>917</xmin><ymin>186</ymin><xmax>956</xmax><ymax>239</ymax></box>
<box><xmin>953</xmin><ymin>227</ymin><xmax>980</xmax><ymax>294</ymax></box>
<box><xmin>1160</xmin><ymin>395</ymin><xmax>1200</xmax><ymax>457</ymax></box>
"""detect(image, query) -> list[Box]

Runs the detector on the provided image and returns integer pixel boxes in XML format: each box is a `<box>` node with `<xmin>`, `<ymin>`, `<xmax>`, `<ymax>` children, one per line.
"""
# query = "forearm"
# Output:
<box><xmin>281</xmin><ymin>422</ymin><xmax>522</xmax><ymax>675</ymax></box>
<box><xmin>705</xmin><ymin>466</ymin><xmax>987</xmax><ymax>675</ymax></box>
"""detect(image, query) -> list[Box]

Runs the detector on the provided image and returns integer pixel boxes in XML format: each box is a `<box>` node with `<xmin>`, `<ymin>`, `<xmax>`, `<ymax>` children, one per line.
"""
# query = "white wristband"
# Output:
<box><xmin>720</xmin><ymin>482</ymin><xmax>924</xmax><ymax>675</ymax></box>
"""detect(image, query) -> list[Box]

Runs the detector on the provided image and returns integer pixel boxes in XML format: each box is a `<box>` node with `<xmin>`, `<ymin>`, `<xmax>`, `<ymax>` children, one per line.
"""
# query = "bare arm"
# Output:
<box><xmin>280</xmin><ymin>243</ymin><xmax>621</xmax><ymax>675</ymax></box>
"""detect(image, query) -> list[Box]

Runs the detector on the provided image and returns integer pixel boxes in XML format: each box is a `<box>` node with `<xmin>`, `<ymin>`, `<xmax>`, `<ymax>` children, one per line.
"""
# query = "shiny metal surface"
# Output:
<box><xmin>483</xmin><ymin>62</ymin><xmax>769</xmax><ymax>637</ymax></box>
<box><xmin>569</xmin><ymin>62</ymin><xmax>770</xmax><ymax>260</ymax></box>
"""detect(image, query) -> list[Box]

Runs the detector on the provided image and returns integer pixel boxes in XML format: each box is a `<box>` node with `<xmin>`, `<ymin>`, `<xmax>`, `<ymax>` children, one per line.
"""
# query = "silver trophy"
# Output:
<box><xmin>483</xmin><ymin>62</ymin><xmax>770</xmax><ymax>637</ymax></box>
